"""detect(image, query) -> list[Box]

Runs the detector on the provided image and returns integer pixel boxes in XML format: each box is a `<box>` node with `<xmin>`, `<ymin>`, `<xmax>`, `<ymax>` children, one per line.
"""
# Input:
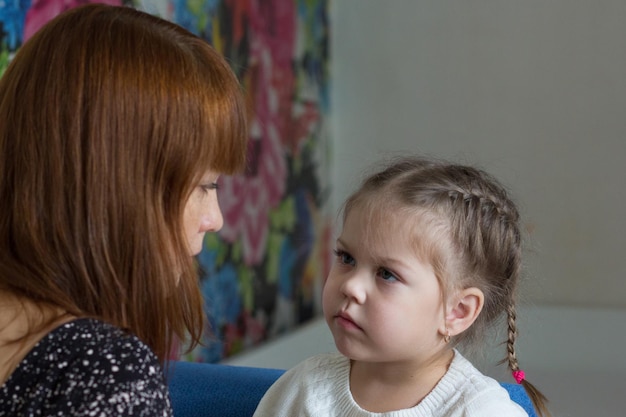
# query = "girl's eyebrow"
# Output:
<box><xmin>337</xmin><ymin>236</ymin><xmax>409</xmax><ymax>270</ymax></box>
<box><xmin>371</xmin><ymin>254</ymin><xmax>410</xmax><ymax>270</ymax></box>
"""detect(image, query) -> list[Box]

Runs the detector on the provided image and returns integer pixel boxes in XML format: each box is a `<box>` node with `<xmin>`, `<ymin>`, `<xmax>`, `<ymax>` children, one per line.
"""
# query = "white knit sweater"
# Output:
<box><xmin>253</xmin><ymin>351</ymin><xmax>528</xmax><ymax>417</ymax></box>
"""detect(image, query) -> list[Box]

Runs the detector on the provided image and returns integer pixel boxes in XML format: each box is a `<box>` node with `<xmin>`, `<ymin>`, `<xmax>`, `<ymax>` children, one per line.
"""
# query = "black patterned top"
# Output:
<box><xmin>0</xmin><ymin>318</ymin><xmax>173</xmax><ymax>416</ymax></box>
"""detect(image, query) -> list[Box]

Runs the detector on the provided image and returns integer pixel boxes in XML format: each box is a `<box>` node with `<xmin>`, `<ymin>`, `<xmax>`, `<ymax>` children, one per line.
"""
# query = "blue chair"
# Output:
<box><xmin>167</xmin><ymin>361</ymin><xmax>537</xmax><ymax>417</ymax></box>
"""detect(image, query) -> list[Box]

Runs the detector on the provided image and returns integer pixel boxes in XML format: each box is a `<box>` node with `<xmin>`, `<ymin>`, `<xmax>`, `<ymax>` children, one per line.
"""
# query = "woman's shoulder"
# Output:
<box><xmin>0</xmin><ymin>318</ymin><xmax>171</xmax><ymax>416</ymax></box>
<box><xmin>29</xmin><ymin>318</ymin><xmax>163</xmax><ymax>380</ymax></box>
<box><xmin>49</xmin><ymin>318</ymin><xmax>158</xmax><ymax>362</ymax></box>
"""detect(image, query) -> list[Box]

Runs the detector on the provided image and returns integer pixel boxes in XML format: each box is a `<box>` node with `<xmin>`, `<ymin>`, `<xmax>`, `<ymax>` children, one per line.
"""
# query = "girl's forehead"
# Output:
<box><xmin>344</xmin><ymin>199</ymin><xmax>422</xmax><ymax>235</ymax></box>
<box><xmin>341</xmin><ymin>206</ymin><xmax>413</xmax><ymax>250</ymax></box>
<box><xmin>341</xmin><ymin>201</ymin><xmax>448</xmax><ymax>263</ymax></box>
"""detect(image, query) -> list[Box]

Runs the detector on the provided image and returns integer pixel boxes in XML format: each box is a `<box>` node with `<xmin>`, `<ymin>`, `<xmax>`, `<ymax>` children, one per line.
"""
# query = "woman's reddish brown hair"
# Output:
<box><xmin>0</xmin><ymin>4</ymin><xmax>248</xmax><ymax>361</ymax></box>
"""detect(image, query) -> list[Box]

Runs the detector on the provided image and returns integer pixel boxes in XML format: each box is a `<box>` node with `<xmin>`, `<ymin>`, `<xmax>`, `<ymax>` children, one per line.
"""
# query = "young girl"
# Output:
<box><xmin>254</xmin><ymin>157</ymin><xmax>550</xmax><ymax>417</ymax></box>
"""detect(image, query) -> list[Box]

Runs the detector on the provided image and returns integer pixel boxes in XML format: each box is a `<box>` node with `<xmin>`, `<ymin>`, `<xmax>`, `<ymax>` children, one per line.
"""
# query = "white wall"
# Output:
<box><xmin>329</xmin><ymin>0</ymin><xmax>626</xmax><ymax>308</ymax></box>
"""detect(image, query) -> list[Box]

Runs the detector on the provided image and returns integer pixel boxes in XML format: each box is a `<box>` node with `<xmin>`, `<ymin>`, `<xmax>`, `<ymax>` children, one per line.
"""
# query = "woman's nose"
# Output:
<box><xmin>201</xmin><ymin>195</ymin><xmax>224</xmax><ymax>233</ymax></box>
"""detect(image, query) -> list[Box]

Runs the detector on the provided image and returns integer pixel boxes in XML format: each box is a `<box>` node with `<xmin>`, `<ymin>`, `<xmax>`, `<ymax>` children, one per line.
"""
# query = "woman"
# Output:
<box><xmin>0</xmin><ymin>4</ymin><xmax>247</xmax><ymax>415</ymax></box>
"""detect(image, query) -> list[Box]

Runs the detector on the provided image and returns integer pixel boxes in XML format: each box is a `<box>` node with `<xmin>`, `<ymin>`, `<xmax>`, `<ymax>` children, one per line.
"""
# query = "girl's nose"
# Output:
<box><xmin>340</xmin><ymin>272</ymin><xmax>367</xmax><ymax>304</ymax></box>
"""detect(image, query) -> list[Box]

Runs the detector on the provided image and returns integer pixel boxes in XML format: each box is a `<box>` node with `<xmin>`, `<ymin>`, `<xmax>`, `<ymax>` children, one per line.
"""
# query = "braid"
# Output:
<box><xmin>424</xmin><ymin>161</ymin><xmax>553</xmax><ymax>417</ymax></box>
<box><xmin>505</xmin><ymin>303</ymin><xmax>520</xmax><ymax>372</ymax></box>
<box><xmin>505</xmin><ymin>303</ymin><xmax>552</xmax><ymax>417</ymax></box>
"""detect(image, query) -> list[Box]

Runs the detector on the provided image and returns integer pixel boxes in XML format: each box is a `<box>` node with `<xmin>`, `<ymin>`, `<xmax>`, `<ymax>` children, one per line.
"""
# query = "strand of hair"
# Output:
<box><xmin>521</xmin><ymin>379</ymin><xmax>552</xmax><ymax>417</ymax></box>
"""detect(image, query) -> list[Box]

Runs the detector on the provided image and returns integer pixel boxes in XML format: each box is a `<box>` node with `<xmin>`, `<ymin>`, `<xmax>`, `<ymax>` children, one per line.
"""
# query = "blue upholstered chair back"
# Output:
<box><xmin>167</xmin><ymin>361</ymin><xmax>537</xmax><ymax>417</ymax></box>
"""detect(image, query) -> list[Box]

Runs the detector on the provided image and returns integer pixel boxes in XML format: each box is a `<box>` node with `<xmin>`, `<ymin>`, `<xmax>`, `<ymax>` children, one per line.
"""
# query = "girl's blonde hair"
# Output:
<box><xmin>0</xmin><ymin>4</ymin><xmax>248</xmax><ymax>361</ymax></box>
<box><xmin>342</xmin><ymin>156</ymin><xmax>550</xmax><ymax>417</ymax></box>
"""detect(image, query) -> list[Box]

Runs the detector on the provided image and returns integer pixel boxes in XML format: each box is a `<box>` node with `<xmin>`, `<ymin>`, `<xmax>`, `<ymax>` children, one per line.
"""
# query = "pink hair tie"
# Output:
<box><xmin>512</xmin><ymin>370</ymin><xmax>525</xmax><ymax>384</ymax></box>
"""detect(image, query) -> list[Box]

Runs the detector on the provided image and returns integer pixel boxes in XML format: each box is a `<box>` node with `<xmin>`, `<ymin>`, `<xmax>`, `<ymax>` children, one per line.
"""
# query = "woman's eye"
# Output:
<box><xmin>200</xmin><ymin>182</ymin><xmax>219</xmax><ymax>193</ymax></box>
<box><xmin>379</xmin><ymin>268</ymin><xmax>399</xmax><ymax>282</ymax></box>
<box><xmin>333</xmin><ymin>249</ymin><xmax>355</xmax><ymax>266</ymax></box>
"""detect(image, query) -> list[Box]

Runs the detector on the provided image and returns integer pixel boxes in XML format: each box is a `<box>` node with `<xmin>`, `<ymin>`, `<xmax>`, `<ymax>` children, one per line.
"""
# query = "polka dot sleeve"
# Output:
<box><xmin>0</xmin><ymin>318</ymin><xmax>173</xmax><ymax>416</ymax></box>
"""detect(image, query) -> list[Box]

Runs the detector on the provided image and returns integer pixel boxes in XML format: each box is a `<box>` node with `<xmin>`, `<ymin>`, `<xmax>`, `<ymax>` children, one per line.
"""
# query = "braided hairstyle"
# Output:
<box><xmin>343</xmin><ymin>157</ymin><xmax>550</xmax><ymax>417</ymax></box>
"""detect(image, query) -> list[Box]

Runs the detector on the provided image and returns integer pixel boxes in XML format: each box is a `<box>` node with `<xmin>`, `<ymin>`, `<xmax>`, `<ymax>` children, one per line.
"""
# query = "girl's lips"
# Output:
<box><xmin>335</xmin><ymin>312</ymin><xmax>362</xmax><ymax>331</ymax></box>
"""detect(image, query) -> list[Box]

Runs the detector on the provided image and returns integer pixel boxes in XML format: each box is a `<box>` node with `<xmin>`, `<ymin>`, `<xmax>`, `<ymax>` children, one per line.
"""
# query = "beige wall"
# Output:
<box><xmin>329</xmin><ymin>0</ymin><xmax>626</xmax><ymax>308</ymax></box>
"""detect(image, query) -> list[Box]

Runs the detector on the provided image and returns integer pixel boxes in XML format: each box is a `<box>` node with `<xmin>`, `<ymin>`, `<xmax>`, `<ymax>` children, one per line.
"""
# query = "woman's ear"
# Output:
<box><xmin>443</xmin><ymin>287</ymin><xmax>484</xmax><ymax>337</ymax></box>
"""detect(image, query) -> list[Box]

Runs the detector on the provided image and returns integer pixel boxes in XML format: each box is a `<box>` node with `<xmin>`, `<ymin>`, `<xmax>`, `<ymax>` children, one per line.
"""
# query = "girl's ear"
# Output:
<box><xmin>442</xmin><ymin>287</ymin><xmax>484</xmax><ymax>337</ymax></box>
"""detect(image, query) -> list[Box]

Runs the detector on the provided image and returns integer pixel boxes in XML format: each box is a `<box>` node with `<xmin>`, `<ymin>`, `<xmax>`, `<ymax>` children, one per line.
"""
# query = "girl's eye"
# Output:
<box><xmin>333</xmin><ymin>249</ymin><xmax>355</xmax><ymax>266</ymax></box>
<box><xmin>378</xmin><ymin>268</ymin><xmax>399</xmax><ymax>282</ymax></box>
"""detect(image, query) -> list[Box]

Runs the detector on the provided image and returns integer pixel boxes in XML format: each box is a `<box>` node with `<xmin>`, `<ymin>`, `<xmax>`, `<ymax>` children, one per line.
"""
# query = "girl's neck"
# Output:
<box><xmin>349</xmin><ymin>349</ymin><xmax>454</xmax><ymax>413</ymax></box>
